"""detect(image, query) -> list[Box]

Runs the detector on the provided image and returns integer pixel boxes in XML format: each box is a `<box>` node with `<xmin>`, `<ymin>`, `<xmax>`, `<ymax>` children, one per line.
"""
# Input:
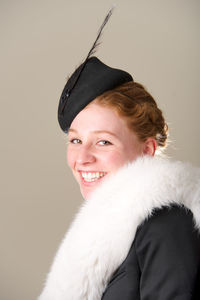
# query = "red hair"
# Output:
<box><xmin>93</xmin><ymin>81</ymin><xmax>168</xmax><ymax>149</ymax></box>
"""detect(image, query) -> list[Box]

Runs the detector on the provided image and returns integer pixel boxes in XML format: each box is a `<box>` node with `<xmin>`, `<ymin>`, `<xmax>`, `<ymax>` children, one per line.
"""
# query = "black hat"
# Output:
<box><xmin>58</xmin><ymin>57</ymin><xmax>133</xmax><ymax>132</ymax></box>
<box><xmin>57</xmin><ymin>6</ymin><xmax>133</xmax><ymax>132</ymax></box>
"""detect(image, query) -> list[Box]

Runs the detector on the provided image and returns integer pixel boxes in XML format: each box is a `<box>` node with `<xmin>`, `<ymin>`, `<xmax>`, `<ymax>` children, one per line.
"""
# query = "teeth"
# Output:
<box><xmin>81</xmin><ymin>172</ymin><xmax>105</xmax><ymax>182</ymax></box>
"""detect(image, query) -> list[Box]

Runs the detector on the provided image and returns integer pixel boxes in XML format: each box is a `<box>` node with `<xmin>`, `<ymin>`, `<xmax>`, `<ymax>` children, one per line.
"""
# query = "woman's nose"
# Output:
<box><xmin>76</xmin><ymin>146</ymin><xmax>96</xmax><ymax>165</ymax></box>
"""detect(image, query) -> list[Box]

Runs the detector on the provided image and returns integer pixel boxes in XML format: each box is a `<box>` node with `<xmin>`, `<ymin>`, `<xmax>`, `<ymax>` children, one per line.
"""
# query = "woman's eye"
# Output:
<box><xmin>98</xmin><ymin>140</ymin><xmax>112</xmax><ymax>146</ymax></box>
<box><xmin>70</xmin><ymin>139</ymin><xmax>82</xmax><ymax>144</ymax></box>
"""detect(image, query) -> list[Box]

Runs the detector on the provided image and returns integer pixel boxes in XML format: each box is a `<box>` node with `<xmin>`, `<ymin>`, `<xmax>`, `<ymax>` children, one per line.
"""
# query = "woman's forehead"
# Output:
<box><xmin>70</xmin><ymin>103</ymin><xmax>123</xmax><ymax>130</ymax></box>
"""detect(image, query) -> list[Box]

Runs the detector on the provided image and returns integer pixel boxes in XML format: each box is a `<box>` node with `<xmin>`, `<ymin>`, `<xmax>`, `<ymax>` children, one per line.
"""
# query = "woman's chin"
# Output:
<box><xmin>80</xmin><ymin>177</ymin><xmax>106</xmax><ymax>200</ymax></box>
<box><xmin>80</xmin><ymin>185</ymin><xmax>98</xmax><ymax>200</ymax></box>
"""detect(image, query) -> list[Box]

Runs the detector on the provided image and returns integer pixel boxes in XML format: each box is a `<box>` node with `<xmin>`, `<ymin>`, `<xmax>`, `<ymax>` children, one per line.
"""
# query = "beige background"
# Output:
<box><xmin>1</xmin><ymin>0</ymin><xmax>199</xmax><ymax>299</ymax></box>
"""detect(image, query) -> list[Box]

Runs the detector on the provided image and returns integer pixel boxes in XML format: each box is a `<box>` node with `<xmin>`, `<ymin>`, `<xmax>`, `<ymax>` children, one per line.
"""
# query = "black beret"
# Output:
<box><xmin>58</xmin><ymin>56</ymin><xmax>133</xmax><ymax>132</ymax></box>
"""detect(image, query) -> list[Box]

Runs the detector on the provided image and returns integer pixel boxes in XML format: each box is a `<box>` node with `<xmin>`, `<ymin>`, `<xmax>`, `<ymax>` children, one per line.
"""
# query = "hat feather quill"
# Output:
<box><xmin>86</xmin><ymin>5</ymin><xmax>115</xmax><ymax>58</ymax></box>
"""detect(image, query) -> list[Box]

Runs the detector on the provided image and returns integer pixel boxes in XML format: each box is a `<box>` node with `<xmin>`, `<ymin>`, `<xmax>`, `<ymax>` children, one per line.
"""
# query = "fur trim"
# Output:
<box><xmin>38</xmin><ymin>156</ymin><xmax>200</xmax><ymax>300</ymax></box>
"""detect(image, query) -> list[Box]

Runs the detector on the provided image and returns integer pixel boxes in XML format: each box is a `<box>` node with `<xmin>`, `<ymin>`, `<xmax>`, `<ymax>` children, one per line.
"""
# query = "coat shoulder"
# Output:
<box><xmin>136</xmin><ymin>204</ymin><xmax>200</xmax><ymax>245</ymax></box>
<box><xmin>135</xmin><ymin>204</ymin><xmax>200</xmax><ymax>270</ymax></box>
<box><xmin>133</xmin><ymin>204</ymin><xmax>200</xmax><ymax>299</ymax></box>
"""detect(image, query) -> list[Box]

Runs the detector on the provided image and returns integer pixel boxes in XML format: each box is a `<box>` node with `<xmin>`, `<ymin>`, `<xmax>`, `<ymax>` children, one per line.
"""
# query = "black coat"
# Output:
<box><xmin>102</xmin><ymin>205</ymin><xmax>200</xmax><ymax>300</ymax></box>
<box><xmin>38</xmin><ymin>157</ymin><xmax>200</xmax><ymax>300</ymax></box>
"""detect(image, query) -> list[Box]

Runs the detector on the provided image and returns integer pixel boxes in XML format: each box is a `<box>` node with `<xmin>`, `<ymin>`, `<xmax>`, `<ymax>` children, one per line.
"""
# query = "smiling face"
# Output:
<box><xmin>67</xmin><ymin>103</ymin><xmax>147</xmax><ymax>199</ymax></box>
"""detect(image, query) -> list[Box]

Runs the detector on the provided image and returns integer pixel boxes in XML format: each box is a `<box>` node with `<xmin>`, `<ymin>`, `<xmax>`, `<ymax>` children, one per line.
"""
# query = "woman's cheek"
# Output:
<box><xmin>102</xmin><ymin>151</ymin><xmax>125</xmax><ymax>173</ymax></box>
<box><xmin>67</xmin><ymin>146</ymin><xmax>74</xmax><ymax>169</ymax></box>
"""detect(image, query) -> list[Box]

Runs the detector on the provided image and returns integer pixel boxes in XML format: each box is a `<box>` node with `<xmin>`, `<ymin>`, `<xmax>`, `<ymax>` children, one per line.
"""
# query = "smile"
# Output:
<box><xmin>80</xmin><ymin>172</ymin><xmax>106</xmax><ymax>182</ymax></box>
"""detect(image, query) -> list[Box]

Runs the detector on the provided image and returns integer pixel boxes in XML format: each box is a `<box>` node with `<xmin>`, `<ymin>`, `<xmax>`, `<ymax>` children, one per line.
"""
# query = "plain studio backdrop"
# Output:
<box><xmin>1</xmin><ymin>0</ymin><xmax>199</xmax><ymax>299</ymax></box>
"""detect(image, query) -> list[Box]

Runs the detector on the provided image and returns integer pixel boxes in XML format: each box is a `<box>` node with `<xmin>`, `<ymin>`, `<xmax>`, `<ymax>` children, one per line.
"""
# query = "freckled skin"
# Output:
<box><xmin>67</xmin><ymin>103</ymin><xmax>155</xmax><ymax>199</ymax></box>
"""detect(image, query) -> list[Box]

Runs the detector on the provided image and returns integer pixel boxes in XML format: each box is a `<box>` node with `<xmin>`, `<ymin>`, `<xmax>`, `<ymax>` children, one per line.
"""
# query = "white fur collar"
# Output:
<box><xmin>39</xmin><ymin>156</ymin><xmax>200</xmax><ymax>300</ymax></box>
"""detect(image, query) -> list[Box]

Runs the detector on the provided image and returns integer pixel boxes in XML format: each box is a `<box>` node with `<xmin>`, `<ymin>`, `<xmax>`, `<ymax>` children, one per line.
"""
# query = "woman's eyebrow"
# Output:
<box><xmin>68</xmin><ymin>128</ymin><xmax>78</xmax><ymax>133</ymax></box>
<box><xmin>92</xmin><ymin>130</ymin><xmax>117</xmax><ymax>137</ymax></box>
<box><xmin>68</xmin><ymin>129</ymin><xmax>117</xmax><ymax>138</ymax></box>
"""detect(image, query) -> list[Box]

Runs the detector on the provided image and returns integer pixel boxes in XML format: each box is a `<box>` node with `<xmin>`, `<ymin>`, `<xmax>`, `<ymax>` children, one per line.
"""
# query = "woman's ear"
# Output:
<box><xmin>142</xmin><ymin>138</ymin><xmax>157</xmax><ymax>156</ymax></box>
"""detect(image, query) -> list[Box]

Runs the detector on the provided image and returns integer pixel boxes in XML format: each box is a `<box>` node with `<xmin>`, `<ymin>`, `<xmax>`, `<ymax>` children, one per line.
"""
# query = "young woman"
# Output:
<box><xmin>38</xmin><ymin>57</ymin><xmax>200</xmax><ymax>300</ymax></box>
